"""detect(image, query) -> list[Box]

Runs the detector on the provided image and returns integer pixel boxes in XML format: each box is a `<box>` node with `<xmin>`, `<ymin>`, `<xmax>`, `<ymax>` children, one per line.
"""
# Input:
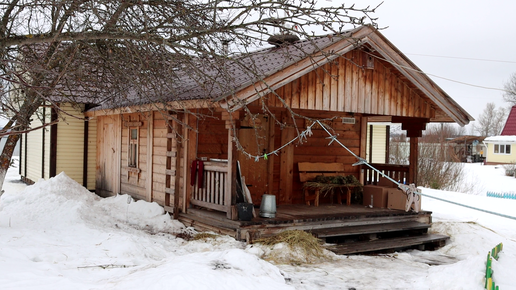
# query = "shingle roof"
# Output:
<box><xmin>501</xmin><ymin>105</ymin><xmax>516</xmax><ymax>135</ymax></box>
<box><xmin>93</xmin><ymin>31</ymin><xmax>349</xmax><ymax>110</ymax></box>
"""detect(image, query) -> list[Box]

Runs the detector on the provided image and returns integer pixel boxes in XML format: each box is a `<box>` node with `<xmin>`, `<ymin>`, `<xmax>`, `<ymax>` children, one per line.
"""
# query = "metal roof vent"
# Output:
<box><xmin>341</xmin><ymin>117</ymin><xmax>356</xmax><ymax>124</ymax></box>
<box><xmin>267</xmin><ymin>34</ymin><xmax>300</xmax><ymax>46</ymax></box>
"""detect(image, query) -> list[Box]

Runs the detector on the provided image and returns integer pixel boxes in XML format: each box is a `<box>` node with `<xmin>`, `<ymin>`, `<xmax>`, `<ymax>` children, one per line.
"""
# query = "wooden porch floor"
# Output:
<box><xmin>178</xmin><ymin>204</ymin><xmax>434</xmax><ymax>243</ymax></box>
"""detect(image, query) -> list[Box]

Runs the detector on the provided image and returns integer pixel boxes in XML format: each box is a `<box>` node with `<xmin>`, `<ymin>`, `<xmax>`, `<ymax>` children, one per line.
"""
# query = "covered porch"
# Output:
<box><xmin>178</xmin><ymin>203</ymin><xmax>448</xmax><ymax>254</ymax></box>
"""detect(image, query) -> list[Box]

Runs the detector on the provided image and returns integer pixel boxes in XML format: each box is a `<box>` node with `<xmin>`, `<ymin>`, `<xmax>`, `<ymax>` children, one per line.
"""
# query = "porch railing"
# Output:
<box><xmin>362</xmin><ymin>163</ymin><xmax>410</xmax><ymax>186</ymax></box>
<box><xmin>190</xmin><ymin>160</ymin><xmax>230</xmax><ymax>214</ymax></box>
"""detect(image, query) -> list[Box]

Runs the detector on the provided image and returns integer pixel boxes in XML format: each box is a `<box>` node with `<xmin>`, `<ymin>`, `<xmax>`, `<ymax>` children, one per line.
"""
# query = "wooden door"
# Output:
<box><xmin>96</xmin><ymin>116</ymin><xmax>120</xmax><ymax>196</ymax></box>
<box><xmin>238</xmin><ymin>114</ymin><xmax>269</xmax><ymax>205</ymax></box>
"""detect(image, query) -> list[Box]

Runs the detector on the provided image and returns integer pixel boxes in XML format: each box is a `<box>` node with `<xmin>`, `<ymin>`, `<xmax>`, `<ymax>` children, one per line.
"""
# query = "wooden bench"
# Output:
<box><xmin>298</xmin><ymin>162</ymin><xmax>354</xmax><ymax>206</ymax></box>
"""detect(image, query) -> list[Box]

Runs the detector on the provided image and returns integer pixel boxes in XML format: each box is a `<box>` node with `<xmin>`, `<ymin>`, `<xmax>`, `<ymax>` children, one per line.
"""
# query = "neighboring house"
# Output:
<box><xmin>19</xmin><ymin>103</ymin><xmax>97</xmax><ymax>190</ymax></box>
<box><xmin>484</xmin><ymin>136</ymin><xmax>516</xmax><ymax>165</ymax></box>
<box><xmin>501</xmin><ymin>105</ymin><xmax>516</xmax><ymax>135</ymax></box>
<box><xmin>446</xmin><ymin>135</ymin><xmax>485</xmax><ymax>162</ymax></box>
<box><xmin>20</xmin><ymin>26</ymin><xmax>474</xmax><ymax>244</ymax></box>
<box><xmin>484</xmin><ymin>105</ymin><xmax>516</xmax><ymax>165</ymax></box>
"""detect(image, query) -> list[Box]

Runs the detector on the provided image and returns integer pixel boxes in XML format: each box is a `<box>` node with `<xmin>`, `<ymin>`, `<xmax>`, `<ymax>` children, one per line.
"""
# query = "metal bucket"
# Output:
<box><xmin>259</xmin><ymin>194</ymin><xmax>276</xmax><ymax>218</ymax></box>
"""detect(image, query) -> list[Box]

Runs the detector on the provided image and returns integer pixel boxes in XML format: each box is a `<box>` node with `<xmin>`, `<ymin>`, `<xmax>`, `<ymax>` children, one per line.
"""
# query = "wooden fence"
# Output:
<box><xmin>362</xmin><ymin>163</ymin><xmax>410</xmax><ymax>186</ymax></box>
<box><xmin>190</xmin><ymin>161</ymin><xmax>231</xmax><ymax>214</ymax></box>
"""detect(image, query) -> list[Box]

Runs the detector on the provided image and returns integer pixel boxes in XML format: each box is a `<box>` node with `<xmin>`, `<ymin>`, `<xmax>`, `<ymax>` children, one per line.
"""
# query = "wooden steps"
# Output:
<box><xmin>325</xmin><ymin>233</ymin><xmax>450</xmax><ymax>255</ymax></box>
<box><xmin>309</xmin><ymin>221</ymin><xmax>430</xmax><ymax>238</ymax></box>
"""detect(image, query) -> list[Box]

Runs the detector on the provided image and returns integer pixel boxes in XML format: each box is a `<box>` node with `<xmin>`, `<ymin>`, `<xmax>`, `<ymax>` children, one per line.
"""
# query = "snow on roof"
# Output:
<box><xmin>501</xmin><ymin>105</ymin><xmax>516</xmax><ymax>135</ymax></box>
<box><xmin>484</xmin><ymin>135</ymin><xmax>516</xmax><ymax>143</ymax></box>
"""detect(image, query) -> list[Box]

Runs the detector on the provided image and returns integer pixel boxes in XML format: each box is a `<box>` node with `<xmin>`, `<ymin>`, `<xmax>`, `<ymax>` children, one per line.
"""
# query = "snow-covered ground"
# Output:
<box><xmin>1</xmin><ymin>160</ymin><xmax>516</xmax><ymax>290</ymax></box>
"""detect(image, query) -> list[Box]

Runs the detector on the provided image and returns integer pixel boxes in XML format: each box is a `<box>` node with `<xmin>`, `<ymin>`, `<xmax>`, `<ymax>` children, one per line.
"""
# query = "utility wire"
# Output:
<box><xmin>406</xmin><ymin>53</ymin><xmax>516</xmax><ymax>64</ymax></box>
<box><xmin>365</xmin><ymin>51</ymin><xmax>508</xmax><ymax>93</ymax></box>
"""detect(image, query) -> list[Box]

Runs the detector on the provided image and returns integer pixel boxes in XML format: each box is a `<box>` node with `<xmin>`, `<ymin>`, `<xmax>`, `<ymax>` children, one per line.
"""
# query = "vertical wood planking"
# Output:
<box><xmin>283</xmin><ymin>82</ymin><xmax>291</xmax><ymax>109</ymax></box>
<box><xmin>373</xmin><ymin>63</ymin><xmax>380</xmax><ymax>114</ymax></box>
<box><xmin>351</xmin><ymin>51</ymin><xmax>359</xmax><ymax>112</ymax></box>
<box><xmin>344</xmin><ymin>56</ymin><xmax>352</xmax><ymax>112</ymax></box>
<box><xmin>308</xmin><ymin>70</ymin><xmax>315</xmax><ymax>109</ymax></box>
<box><xmin>291</xmin><ymin>78</ymin><xmax>300</xmax><ymax>109</ymax></box>
<box><xmin>383</xmin><ymin>68</ymin><xmax>391</xmax><ymax>116</ymax></box>
<box><xmin>330</xmin><ymin>61</ymin><xmax>338</xmax><ymax>111</ymax></box>
<box><xmin>322</xmin><ymin>63</ymin><xmax>330</xmax><ymax>111</ymax></box>
<box><xmin>338</xmin><ymin>57</ymin><xmax>346</xmax><ymax>112</ymax></box>
<box><xmin>300</xmin><ymin>74</ymin><xmax>308</xmax><ymax>109</ymax></box>
<box><xmin>315</xmin><ymin>68</ymin><xmax>323</xmax><ymax>110</ymax></box>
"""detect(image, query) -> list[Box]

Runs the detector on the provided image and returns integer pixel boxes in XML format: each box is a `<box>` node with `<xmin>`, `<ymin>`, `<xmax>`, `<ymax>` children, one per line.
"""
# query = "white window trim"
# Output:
<box><xmin>128</xmin><ymin>127</ymin><xmax>139</xmax><ymax>168</ymax></box>
<box><xmin>493</xmin><ymin>143</ymin><xmax>512</xmax><ymax>155</ymax></box>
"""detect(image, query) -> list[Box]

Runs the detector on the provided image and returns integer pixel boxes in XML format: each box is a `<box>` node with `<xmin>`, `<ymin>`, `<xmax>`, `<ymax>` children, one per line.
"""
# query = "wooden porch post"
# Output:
<box><xmin>182</xmin><ymin>113</ymin><xmax>197</xmax><ymax>214</ymax></box>
<box><xmin>408</xmin><ymin>137</ymin><xmax>419</xmax><ymax>186</ymax></box>
<box><xmin>359</xmin><ymin>116</ymin><xmax>368</xmax><ymax>185</ymax></box>
<box><xmin>392</xmin><ymin>117</ymin><xmax>427</xmax><ymax>186</ymax></box>
<box><xmin>279</xmin><ymin>111</ymin><xmax>295</xmax><ymax>204</ymax></box>
<box><xmin>173</xmin><ymin>113</ymin><xmax>183</xmax><ymax>219</ymax></box>
<box><xmin>222</xmin><ymin>111</ymin><xmax>240</xmax><ymax>220</ymax></box>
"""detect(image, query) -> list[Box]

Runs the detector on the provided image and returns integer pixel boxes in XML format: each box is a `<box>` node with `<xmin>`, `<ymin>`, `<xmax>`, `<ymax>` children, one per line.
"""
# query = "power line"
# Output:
<box><xmin>406</xmin><ymin>53</ymin><xmax>516</xmax><ymax>64</ymax></box>
<box><xmin>365</xmin><ymin>52</ymin><xmax>508</xmax><ymax>93</ymax></box>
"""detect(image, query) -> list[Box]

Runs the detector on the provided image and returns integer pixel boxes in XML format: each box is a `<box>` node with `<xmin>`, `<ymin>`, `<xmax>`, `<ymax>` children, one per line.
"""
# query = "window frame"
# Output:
<box><xmin>493</xmin><ymin>143</ymin><xmax>511</xmax><ymax>155</ymax></box>
<box><xmin>128</xmin><ymin>127</ymin><xmax>139</xmax><ymax>168</ymax></box>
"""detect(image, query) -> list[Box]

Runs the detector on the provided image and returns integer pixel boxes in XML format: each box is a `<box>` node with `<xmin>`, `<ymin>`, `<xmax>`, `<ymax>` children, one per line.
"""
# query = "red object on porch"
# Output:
<box><xmin>190</xmin><ymin>160</ymin><xmax>204</xmax><ymax>187</ymax></box>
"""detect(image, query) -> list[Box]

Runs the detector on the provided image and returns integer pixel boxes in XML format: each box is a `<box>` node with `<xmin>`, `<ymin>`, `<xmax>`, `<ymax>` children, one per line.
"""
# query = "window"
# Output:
<box><xmin>128</xmin><ymin>128</ymin><xmax>138</xmax><ymax>167</ymax></box>
<box><xmin>494</xmin><ymin>144</ymin><xmax>511</xmax><ymax>155</ymax></box>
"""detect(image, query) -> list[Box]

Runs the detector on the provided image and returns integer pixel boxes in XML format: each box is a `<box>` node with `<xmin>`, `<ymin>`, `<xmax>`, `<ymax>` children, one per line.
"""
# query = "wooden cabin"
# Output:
<box><xmin>82</xmin><ymin>25</ymin><xmax>473</xmax><ymax>251</ymax></box>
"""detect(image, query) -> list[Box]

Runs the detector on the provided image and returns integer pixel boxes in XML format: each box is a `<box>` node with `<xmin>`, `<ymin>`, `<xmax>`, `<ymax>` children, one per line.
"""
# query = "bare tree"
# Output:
<box><xmin>0</xmin><ymin>0</ymin><xmax>380</xmax><ymax>189</ymax></box>
<box><xmin>503</xmin><ymin>72</ymin><xmax>516</xmax><ymax>106</ymax></box>
<box><xmin>473</xmin><ymin>102</ymin><xmax>507</xmax><ymax>137</ymax></box>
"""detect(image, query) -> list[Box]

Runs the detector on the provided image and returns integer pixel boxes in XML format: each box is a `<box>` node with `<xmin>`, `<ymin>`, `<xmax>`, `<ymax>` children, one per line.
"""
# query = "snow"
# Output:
<box><xmin>2</xmin><ymin>159</ymin><xmax>516</xmax><ymax>290</ymax></box>
<box><xmin>484</xmin><ymin>135</ymin><xmax>516</xmax><ymax>143</ymax></box>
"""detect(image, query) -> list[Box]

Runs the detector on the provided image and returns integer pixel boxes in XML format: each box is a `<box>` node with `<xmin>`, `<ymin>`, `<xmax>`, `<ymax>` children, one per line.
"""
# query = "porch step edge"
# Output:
<box><xmin>325</xmin><ymin>233</ymin><xmax>450</xmax><ymax>255</ymax></box>
<box><xmin>309</xmin><ymin>221</ymin><xmax>430</xmax><ymax>238</ymax></box>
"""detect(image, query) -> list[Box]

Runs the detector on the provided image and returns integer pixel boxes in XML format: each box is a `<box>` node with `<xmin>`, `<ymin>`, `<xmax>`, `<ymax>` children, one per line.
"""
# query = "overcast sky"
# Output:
<box><xmin>365</xmin><ymin>0</ymin><xmax>516</xmax><ymax>131</ymax></box>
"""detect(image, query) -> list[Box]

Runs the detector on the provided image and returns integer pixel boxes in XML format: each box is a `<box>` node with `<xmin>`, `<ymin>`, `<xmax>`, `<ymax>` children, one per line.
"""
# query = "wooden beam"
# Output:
<box><xmin>84</xmin><ymin>99</ymin><xmax>221</xmax><ymax>118</ymax></box>
<box><xmin>279</xmin><ymin>112</ymin><xmax>295</xmax><ymax>204</ymax></box>
<box><xmin>267</xmin><ymin>113</ymin><xmax>276</xmax><ymax>196</ymax></box>
<box><xmin>226</xmin><ymin>122</ymin><xmax>238</xmax><ymax>219</ymax></box>
<box><xmin>173</xmin><ymin>113</ymin><xmax>183</xmax><ymax>219</ymax></box>
<box><xmin>146</xmin><ymin>114</ymin><xmax>154</xmax><ymax>201</ymax></box>
<box><xmin>409</xmin><ymin>137</ymin><xmax>419</xmax><ymax>185</ymax></box>
<box><xmin>359</xmin><ymin>116</ymin><xmax>368</xmax><ymax>185</ymax></box>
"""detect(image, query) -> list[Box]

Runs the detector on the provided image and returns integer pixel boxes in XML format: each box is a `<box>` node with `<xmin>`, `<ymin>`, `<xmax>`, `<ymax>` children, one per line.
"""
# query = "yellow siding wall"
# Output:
<box><xmin>22</xmin><ymin>106</ymin><xmax>51</xmax><ymax>182</ymax></box>
<box><xmin>87</xmin><ymin>118</ymin><xmax>97</xmax><ymax>190</ymax></box>
<box><xmin>55</xmin><ymin>103</ymin><xmax>85</xmax><ymax>184</ymax></box>
<box><xmin>486</xmin><ymin>143</ymin><xmax>516</xmax><ymax>164</ymax></box>
<box><xmin>366</xmin><ymin>125</ymin><xmax>387</xmax><ymax>163</ymax></box>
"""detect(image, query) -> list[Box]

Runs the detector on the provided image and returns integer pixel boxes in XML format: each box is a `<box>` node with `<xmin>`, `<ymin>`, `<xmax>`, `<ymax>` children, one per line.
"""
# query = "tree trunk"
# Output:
<box><xmin>0</xmin><ymin>95</ymin><xmax>44</xmax><ymax>191</ymax></box>
<box><xmin>0</xmin><ymin>133</ymin><xmax>21</xmax><ymax>192</ymax></box>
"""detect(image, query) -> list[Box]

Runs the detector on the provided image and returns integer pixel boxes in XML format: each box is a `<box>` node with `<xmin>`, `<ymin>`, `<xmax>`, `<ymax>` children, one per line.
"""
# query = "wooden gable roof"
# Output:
<box><xmin>219</xmin><ymin>25</ymin><xmax>473</xmax><ymax>126</ymax></box>
<box><xmin>501</xmin><ymin>105</ymin><xmax>516</xmax><ymax>135</ymax></box>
